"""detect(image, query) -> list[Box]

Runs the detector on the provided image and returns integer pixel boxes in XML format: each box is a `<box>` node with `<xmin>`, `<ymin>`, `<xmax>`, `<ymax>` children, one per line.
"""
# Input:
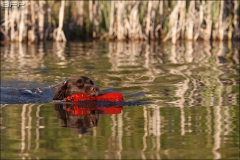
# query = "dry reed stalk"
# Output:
<box><xmin>171</xmin><ymin>1</ymin><xmax>180</xmax><ymax>43</ymax></box>
<box><xmin>193</xmin><ymin>0</ymin><xmax>202</xmax><ymax>41</ymax></box>
<box><xmin>159</xmin><ymin>0</ymin><xmax>163</xmax><ymax>16</ymax></box>
<box><xmin>186</xmin><ymin>1</ymin><xmax>195</xmax><ymax>40</ymax></box>
<box><xmin>233</xmin><ymin>1</ymin><xmax>239</xmax><ymax>39</ymax></box>
<box><xmin>179</xmin><ymin>1</ymin><xmax>186</xmax><ymax>39</ymax></box>
<box><xmin>164</xmin><ymin>1</ymin><xmax>194</xmax><ymax>43</ymax></box>
<box><xmin>54</xmin><ymin>0</ymin><xmax>66</xmax><ymax>42</ymax></box>
<box><xmin>125</xmin><ymin>1</ymin><xmax>144</xmax><ymax>40</ymax></box>
<box><xmin>218</xmin><ymin>1</ymin><xmax>224</xmax><ymax>40</ymax></box>
<box><xmin>76</xmin><ymin>1</ymin><xmax>84</xmax><ymax>26</ymax></box>
<box><xmin>38</xmin><ymin>1</ymin><xmax>45</xmax><ymax>41</ymax></box>
<box><xmin>199</xmin><ymin>0</ymin><xmax>203</xmax><ymax>23</ymax></box>
<box><xmin>89</xmin><ymin>1</ymin><xmax>93</xmax><ymax>22</ymax></box>
<box><xmin>143</xmin><ymin>1</ymin><xmax>159</xmax><ymax>40</ymax></box>
<box><xmin>18</xmin><ymin>10</ymin><xmax>25</xmax><ymax>42</ymax></box>
<box><xmin>117</xmin><ymin>1</ymin><xmax>125</xmax><ymax>40</ymax></box>
<box><xmin>201</xmin><ymin>1</ymin><xmax>213</xmax><ymax>41</ymax></box>
<box><xmin>93</xmin><ymin>1</ymin><xmax>99</xmax><ymax>38</ymax></box>
<box><xmin>163</xmin><ymin>1</ymin><xmax>180</xmax><ymax>44</ymax></box>
<box><xmin>145</xmin><ymin>1</ymin><xmax>152</xmax><ymax>39</ymax></box>
<box><xmin>124</xmin><ymin>2</ymin><xmax>133</xmax><ymax>39</ymax></box>
<box><xmin>0</xmin><ymin>0</ymin><xmax>238</xmax><ymax>43</ymax></box>
<box><xmin>217</xmin><ymin>1</ymin><xmax>230</xmax><ymax>41</ymax></box>
<box><xmin>29</xmin><ymin>1</ymin><xmax>36</xmax><ymax>42</ymax></box>
<box><xmin>109</xmin><ymin>1</ymin><xmax>115</xmax><ymax>37</ymax></box>
<box><xmin>10</xmin><ymin>10</ymin><xmax>16</xmax><ymax>41</ymax></box>
<box><xmin>3</xmin><ymin>7</ymin><xmax>9</xmax><ymax>41</ymax></box>
<box><xmin>124</xmin><ymin>2</ymin><xmax>134</xmax><ymax>39</ymax></box>
<box><xmin>45</xmin><ymin>2</ymin><xmax>53</xmax><ymax>40</ymax></box>
<box><xmin>151</xmin><ymin>1</ymin><xmax>159</xmax><ymax>40</ymax></box>
<box><xmin>157</xmin><ymin>0</ymin><xmax>164</xmax><ymax>39</ymax></box>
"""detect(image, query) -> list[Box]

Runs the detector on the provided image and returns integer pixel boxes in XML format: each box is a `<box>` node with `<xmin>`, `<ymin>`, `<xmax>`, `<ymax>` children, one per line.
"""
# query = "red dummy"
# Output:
<box><xmin>65</xmin><ymin>92</ymin><xmax>123</xmax><ymax>102</ymax></box>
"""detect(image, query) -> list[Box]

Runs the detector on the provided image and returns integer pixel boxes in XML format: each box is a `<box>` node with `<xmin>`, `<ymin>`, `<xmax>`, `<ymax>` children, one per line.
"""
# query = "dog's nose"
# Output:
<box><xmin>86</xmin><ymin>86</ymin><xmax>99</xmax><ymax>96</ymax></box>
<box><xmin>91</xmin><ymin>86</ymin><xmax>99</xmax><ymax>92</ymax></box>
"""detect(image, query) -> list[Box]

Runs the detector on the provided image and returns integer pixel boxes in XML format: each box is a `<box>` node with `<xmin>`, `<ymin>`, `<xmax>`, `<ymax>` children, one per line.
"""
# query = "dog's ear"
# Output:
<box><xmin>52</xmin><ymin>82</ymin><xmax>67</xmax><ymax>100</ymax></box>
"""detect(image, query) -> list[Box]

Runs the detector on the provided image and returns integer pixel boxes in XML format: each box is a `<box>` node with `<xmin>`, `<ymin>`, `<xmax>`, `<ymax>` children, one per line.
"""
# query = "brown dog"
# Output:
<box><xmin>52</xmin><ymin>76</ymin><xmax>99</xmax><ymax>100</ymax></box>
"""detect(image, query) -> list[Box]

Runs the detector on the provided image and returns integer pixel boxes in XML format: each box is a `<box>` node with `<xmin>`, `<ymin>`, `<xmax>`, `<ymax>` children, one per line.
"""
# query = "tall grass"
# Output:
<box><xmin>0</xmin><ymin>0</ymin><xmax>239</xmax><ymax>43</ymax></box>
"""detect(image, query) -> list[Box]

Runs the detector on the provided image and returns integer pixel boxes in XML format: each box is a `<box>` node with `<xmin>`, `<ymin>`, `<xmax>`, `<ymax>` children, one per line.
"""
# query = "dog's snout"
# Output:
<box><xmin>91</xmin><ymin>86</ymin><xmax>99</xmax><ymax>92</ymax></box>
<box><xmin>87</xmin><ymin>86</ymin><xmax>99</xmax><ymax>96</ymax></box>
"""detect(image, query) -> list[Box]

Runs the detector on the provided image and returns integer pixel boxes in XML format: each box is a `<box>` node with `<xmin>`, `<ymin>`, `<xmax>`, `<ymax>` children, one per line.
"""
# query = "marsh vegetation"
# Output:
<box><xmin>0</xmin><ymin>1</ymin><xmax>239</xmax><ymax>43</ymax></box>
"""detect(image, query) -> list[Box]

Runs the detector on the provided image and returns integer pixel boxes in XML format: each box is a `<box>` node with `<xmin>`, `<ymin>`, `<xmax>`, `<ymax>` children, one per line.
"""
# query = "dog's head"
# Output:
<box><xmin>53</xmin><ymin>76</ymin><xmax>99</xmax><ymax>100</ymax></box>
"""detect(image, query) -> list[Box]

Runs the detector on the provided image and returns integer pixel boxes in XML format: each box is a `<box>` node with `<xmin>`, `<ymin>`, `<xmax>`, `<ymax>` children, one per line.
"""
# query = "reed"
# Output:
<box><xmin>0</xmin><ymin>0</ymin><xmax>239</xmax><ymax>43</ymax></box>
<box><xmin>53</xmin><ymin>0</ymin><xmax>66</xmax><ymax>42</ymax></box>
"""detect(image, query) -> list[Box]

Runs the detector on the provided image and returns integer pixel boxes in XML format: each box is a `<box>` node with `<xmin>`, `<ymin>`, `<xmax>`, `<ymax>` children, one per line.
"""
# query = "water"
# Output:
<box><xmin>1</xmin><ymin>41</ymin><xmax>239</xmax><ymax>159</ymax></box>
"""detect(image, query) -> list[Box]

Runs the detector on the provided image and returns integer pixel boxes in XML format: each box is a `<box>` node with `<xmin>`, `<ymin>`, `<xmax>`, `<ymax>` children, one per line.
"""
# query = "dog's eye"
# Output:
<box><xmin>85</xmin><ymin>79</ymin><xmax>93</xmax><ymax>85</ymax></box>
<box><xmin>76</xmin><ymin>79</ymin><xmax>84</xmax><ymax>87</ymax></box>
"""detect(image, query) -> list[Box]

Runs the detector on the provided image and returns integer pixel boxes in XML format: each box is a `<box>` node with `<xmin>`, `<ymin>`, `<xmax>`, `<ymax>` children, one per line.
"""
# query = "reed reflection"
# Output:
<box><xmin>1</xmin><ymin>102</ymin><xmax>238</xmax><ymax>159</ymax></box>
<box><xmin>17</xmin><ymin>104</ymin><xmax>44</xmax><ymax>159</ymax></box>
<box><xmin>1</xmin><ymin>41</ymin><xmax>239</xmax><ymax>159</ymax></box>
<box><xmin>54</xmin><ymin>102</ymin><xmax>123</xmax><ymax>135</ymax></box>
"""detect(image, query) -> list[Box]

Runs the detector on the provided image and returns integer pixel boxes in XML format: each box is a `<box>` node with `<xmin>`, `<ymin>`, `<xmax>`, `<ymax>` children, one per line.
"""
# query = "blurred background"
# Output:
<box><xmin>0</xmin><ymin>1</ymin><xmax>239</xmax><ymax>160</ymax></box>
<box><xmin>0</xmin><ymin>1</ymin><xmax>239</xmax><ymax>43</ymax></box>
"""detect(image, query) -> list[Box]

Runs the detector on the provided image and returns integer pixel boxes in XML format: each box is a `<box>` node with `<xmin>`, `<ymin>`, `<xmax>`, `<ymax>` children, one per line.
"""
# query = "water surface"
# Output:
<box><xmin>1</xmin><ymin>41</ymin><xmax>239</xmax><ymax>159</ymax></box>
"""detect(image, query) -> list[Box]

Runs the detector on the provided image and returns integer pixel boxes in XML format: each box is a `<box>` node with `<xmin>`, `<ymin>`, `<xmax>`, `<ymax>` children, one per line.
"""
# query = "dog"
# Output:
<box><xmin>52</xmin><ymin>76</ymin><xmax>99</xmax><ymax>100</ymax></box>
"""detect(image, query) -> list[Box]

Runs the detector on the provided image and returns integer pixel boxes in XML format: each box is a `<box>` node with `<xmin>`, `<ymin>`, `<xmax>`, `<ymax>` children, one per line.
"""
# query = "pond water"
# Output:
<box><xmin>1</xmin><ymin>41</ymin><xmax>239</xmax><ymax>159</ymax></box>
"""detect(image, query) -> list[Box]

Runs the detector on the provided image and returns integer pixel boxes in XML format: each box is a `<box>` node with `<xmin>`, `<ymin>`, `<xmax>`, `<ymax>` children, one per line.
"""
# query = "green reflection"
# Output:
<box><xmin>1</xmin><ymin>41</ymin><xmax>239</xmax><ymax>159</ymax></box>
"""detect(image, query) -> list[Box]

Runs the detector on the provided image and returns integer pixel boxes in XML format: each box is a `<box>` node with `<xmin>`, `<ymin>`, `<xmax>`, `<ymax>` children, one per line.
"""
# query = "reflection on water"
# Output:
<box><xmin>1</xmin><ymin>41</ymin><xmax>239</xmax><ymax>159</ymax></box>
<box><xmin>54</xmin><ymin>102</ymin><xmax>123</xmax><ymax>135</ymax></box>
<box><xmin>1</xmin><ymin>104</ymin><xmax>239</xmax><ymax>159</ymax></box>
